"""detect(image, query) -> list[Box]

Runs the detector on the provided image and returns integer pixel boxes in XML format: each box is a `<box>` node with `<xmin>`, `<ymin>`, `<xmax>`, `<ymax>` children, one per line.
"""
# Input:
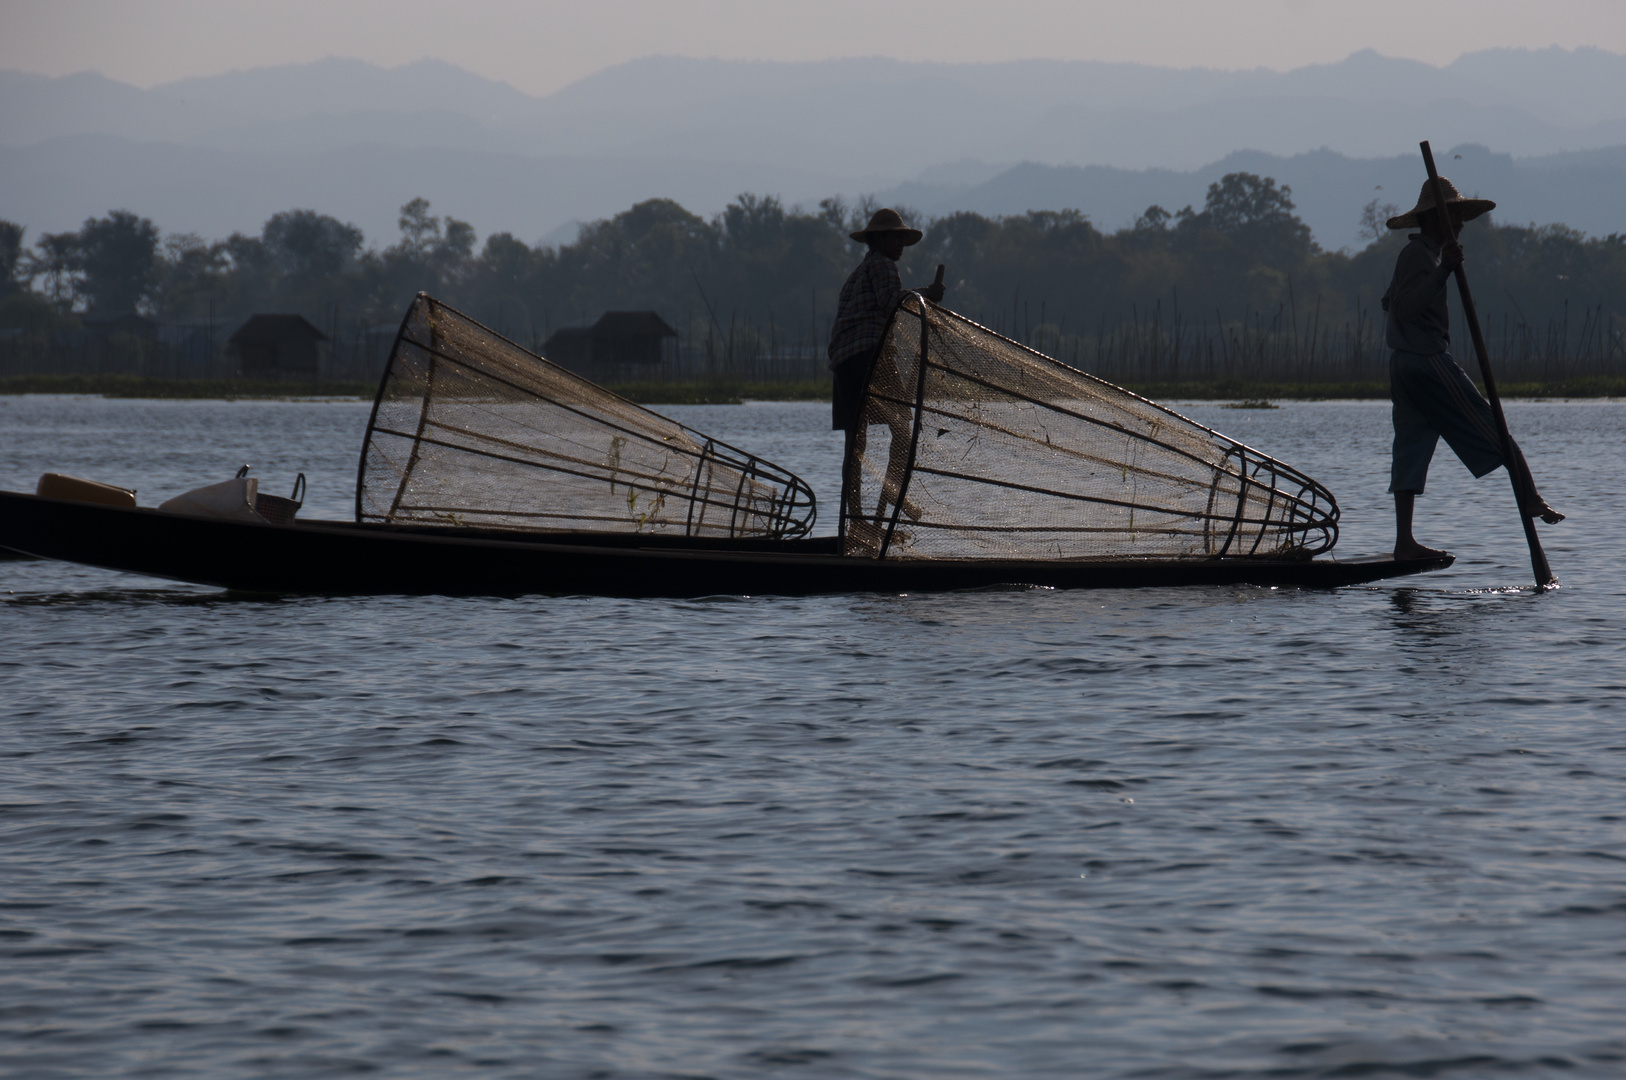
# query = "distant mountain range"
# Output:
<box><xmin>878</xmin><ymin>145</ymin><xmax>1626</xmax><ymax>248</ymax></box>
<box><xmin>2</xmin><ymin>48</ymin><xmax>1624</xmax><ymax>252</ymax></box>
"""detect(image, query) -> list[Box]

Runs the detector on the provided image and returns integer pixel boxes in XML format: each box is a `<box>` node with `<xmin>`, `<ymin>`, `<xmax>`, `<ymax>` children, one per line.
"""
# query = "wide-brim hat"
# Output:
<box><xmin>850</xmin><ymin>208</ymin><xmax>923</xmax><ymax>245</ymax></box>
<box><xmin>1386</xmin><ymin>177</ymin><xmax>1496</xmax><ymax>230</ymax></box>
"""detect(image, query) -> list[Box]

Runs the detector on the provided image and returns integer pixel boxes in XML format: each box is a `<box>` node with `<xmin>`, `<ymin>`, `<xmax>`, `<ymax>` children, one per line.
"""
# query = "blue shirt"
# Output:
<box><xmin>1383</xmin><ymin>233</ymin><xmax>1453</xmax><ymax>355</ymax></box>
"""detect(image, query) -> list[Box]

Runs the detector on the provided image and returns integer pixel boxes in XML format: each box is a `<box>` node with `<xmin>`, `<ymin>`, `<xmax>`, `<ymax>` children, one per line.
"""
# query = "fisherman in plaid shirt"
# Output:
<box><xmin>828</xmin><ymin>208</ymin><xmax>944</xmax><ymax>433</ymax></box>
<box><xmin>828</xmin><ymin>209</ymin><xmax>945</xmax><ymax>545</ymax></box>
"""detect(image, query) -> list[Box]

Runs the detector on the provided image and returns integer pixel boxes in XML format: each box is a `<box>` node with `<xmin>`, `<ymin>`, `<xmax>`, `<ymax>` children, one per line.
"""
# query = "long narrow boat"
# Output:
<box><xmin>0</xmin><ymin>293</ymin><xmax>1454</xmax><ymax>596</ymax></box>
<box><xmin>0</xmin><ymin>491</ymin><xmax>1449</xmax><ymax>596</ymax></box>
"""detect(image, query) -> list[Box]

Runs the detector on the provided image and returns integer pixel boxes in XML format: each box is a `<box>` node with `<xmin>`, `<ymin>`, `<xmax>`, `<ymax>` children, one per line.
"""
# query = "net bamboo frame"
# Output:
<box><xmin>841</xmin><ymin>296</ymin><xmax>1339</xmax><ymax>561</ymax></box>
<box><xmin>356</xmin><ymin>294</ymin><xmax>816</xmax><ymax>539</ymax></box>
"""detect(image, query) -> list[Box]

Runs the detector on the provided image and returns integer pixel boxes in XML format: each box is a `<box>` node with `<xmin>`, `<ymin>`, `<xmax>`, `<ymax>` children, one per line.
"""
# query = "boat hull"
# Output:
<box><xmin>0</xmin><ymin>491</ymin><xmax>1452</xmax><ymax>597</ymax></box>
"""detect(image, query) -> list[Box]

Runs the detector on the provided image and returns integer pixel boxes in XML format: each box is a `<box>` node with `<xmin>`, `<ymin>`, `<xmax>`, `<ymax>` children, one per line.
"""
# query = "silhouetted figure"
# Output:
<box><xmin>828</xmin><ymin>209</ymin><xmax>945</xmax><ymax>544</ymax></box>
<box><xmin>1380</xmin><ymin>178</ymin><xmax>1562</xmax><ymax>560</ymax></box>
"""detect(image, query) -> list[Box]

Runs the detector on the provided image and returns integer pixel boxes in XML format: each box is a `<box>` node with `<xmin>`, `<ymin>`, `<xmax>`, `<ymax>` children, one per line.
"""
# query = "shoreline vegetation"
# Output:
<box><xmin>6</xmin><ymin>179</ymin><xmax>1622</xmax><ymax>395</ymax></box>
<box><xmin>3</xmin><ymin>374</ymin><xmax>1623</xmax><ymax>405</ymax></box>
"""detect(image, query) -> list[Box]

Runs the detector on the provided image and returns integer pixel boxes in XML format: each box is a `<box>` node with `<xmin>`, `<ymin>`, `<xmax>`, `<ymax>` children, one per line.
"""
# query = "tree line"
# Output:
<box><xmin>2</xmin><ymin>174</ymin><xmax>1623</xmax><ymax>381</ymax></box>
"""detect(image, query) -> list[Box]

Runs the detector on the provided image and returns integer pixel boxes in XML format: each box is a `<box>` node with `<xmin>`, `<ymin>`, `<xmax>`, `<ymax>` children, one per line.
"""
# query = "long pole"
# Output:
<box><xmin>1419</xmin><ymin>140</ymin><xmax>1555</xmax><ymax>586</ymax></box>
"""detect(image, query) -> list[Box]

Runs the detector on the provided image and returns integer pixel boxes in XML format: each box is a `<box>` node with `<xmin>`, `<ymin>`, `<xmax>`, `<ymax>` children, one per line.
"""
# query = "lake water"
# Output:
<box><xmin>2</xmin><ymin>395</ymin><xmax>1624</xmax><ymax>1079</ymax></box>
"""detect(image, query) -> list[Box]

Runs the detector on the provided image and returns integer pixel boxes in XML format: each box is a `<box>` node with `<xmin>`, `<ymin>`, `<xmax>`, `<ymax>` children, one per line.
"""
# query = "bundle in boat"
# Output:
<box><xmin>358</xmin><ymin>294</ymin><xmax>815</xmax><ymax>538</ymax></box>
<box><xmin>844</xmin><ymin>296</ymin><xmax>1339</xmax><ymax>560</ymax></box>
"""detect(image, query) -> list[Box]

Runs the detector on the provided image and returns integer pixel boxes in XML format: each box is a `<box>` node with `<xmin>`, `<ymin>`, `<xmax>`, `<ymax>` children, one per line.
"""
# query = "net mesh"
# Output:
<box><xmin>843</xmin><ymin>297</ymin><xmax>1339</xmax><ymax>560</ymax></box>
<box><xmin>357</xmin><ymin>294</ymin><xmax>816</xmax><ymax>538</ymax></box>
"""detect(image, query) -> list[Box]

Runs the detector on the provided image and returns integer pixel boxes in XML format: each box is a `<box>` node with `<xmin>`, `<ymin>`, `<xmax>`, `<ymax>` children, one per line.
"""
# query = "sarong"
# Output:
<box><xmin>1389</xmin><ymin>349</ymin><xmax>1505</xmax><ymax>494</ymax></box>
<box><xmin>832</xmin><ymin>340</ymin><xmax>887</xmax><ymax>432</ymax></box>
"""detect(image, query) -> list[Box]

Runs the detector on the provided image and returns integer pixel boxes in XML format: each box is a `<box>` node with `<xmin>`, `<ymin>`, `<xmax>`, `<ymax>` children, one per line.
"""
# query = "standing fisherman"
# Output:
<box><xmin>827</xmin><ymin>209</ymin><xmax>945</xmax><ymax>536</ymax></box>
<box><xmin>1381</xmin><ymin>178</ymin><xmax>1563</xmax><ymax>559</ymax></box>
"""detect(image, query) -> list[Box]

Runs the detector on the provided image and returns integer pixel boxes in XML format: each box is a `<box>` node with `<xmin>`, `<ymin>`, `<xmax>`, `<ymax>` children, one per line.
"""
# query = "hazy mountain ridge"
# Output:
<box><xmin>0</xmin><ymin>133</ymin><xmax>892</xmax><ymax>249</ymax></box>
<box><xmin>5</xmin><ymin>135</ymin><xmax>1618</xmax><ymax>256</ymax></box>
<box><xmin>879</xmin><ymin>145</ymin><xmax>1626</xmax><ymax>251</ymax></box>
<box><xmin>2</xmin><ymin>48</ymin><xmax>1624</xmax><ymax>252</ymax></box>
<box><xmin>6</xmin><ymin>47</ymin><xmax>1626</xmax><ymax>159</ymax></box>
<box><xmin>159</xmin><ymin>57</ymin><xmax>537</xmax><ymax>124</ymax></box>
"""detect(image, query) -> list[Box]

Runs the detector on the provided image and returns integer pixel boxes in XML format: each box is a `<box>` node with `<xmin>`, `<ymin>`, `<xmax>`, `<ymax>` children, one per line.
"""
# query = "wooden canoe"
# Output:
<box><xmin>0</xmin><ymin>490</ymin><xmax>1453</xmax><ymax>597</ymax></box>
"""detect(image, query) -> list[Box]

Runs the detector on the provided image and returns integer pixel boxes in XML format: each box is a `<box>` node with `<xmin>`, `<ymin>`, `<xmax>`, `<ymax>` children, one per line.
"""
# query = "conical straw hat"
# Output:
<box><xmin>850</xmin><ymin>208</ymin><xmax>923</xmax><ymax>244</ymax></box>
<box><xmin>1386</xmin><ymin>177</ymin><xmax>1496</xmax><ymax>230</ymax></box>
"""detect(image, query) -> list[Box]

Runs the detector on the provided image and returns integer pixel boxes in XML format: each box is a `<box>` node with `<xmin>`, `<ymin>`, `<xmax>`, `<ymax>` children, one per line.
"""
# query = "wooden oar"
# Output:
<box><xmin>1420</xmin><ymin>140</ymin><xmax>1556</xmax><ymax>586</ymax></box>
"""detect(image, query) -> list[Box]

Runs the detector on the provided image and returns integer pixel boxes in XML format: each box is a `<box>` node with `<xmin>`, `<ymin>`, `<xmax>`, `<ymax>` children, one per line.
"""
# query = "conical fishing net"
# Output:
<box><xmin>357</xmin><ymin>294</ymin><xmax>816</xmax><ymax>538</ymax></box>
<box><xmin>843</xmin><ymin>296</ymin><xmax>1339</xmax><ymax>560</ymax></box>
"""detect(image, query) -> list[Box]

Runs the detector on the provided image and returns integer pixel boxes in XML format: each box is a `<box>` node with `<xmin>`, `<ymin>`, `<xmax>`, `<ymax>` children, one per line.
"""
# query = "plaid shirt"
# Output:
<box><xmin>827</xmin><ymin>249</ymin><xmax>902</xmax><ymax>371</ymax></box>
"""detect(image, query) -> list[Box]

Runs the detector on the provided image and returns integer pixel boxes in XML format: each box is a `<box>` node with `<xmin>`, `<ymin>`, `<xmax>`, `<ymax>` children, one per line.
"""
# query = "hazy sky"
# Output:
<box><xmin>5</xmin><ymin>0</ymin><xmax>1625</xmax><ymax>95</ymax></box>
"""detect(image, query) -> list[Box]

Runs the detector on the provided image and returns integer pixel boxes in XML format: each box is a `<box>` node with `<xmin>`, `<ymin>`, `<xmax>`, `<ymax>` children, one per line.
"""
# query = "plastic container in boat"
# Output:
<box><xmin>36</xmin><ymin>473</ymin><xmax>137</xmax><ymax>508</ymax></box>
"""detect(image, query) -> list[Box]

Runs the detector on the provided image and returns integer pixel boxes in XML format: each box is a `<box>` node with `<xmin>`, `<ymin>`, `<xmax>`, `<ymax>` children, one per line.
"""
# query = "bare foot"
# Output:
<box><xmin>1527</xmin><ymin>502</ymin><xmax>1565</xmax><ymax>525</ymax></box>
<box><xmin>1394</xmin><ymin>540</ymin><xmax>1450</xmax><ymax>561</ymax></box>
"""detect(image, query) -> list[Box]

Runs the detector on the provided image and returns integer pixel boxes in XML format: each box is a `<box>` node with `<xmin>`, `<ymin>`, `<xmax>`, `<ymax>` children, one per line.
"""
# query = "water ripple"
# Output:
<box><xmin>2</xmin><ymin>400</ymin><xmax>1624</xmax><ymax>1077</ymax></box>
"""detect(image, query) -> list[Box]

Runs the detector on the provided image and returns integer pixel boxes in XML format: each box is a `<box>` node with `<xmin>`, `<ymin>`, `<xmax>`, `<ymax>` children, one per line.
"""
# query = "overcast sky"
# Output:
<box><xmin>5</xmin><ymin>0</ymin><xmax>1625</xmax><ymax>94</ymax></box>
